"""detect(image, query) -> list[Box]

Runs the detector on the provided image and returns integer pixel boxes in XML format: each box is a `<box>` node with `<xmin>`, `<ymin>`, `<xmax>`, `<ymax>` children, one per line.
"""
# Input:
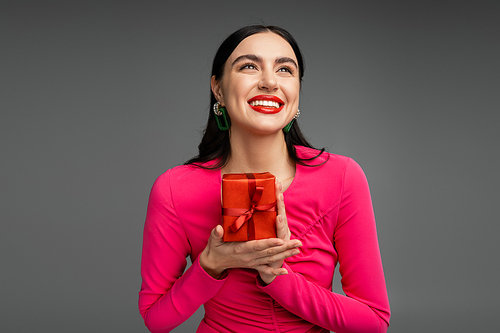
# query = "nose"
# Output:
<box><xmin>258</xmin><ymin>70</ymin><xmax>278</xmax><ymax>91</ymax></box>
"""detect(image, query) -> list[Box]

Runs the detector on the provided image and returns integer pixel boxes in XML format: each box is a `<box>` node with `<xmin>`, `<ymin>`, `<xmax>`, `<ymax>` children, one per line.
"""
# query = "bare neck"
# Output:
<box><xmin>222</xmin><ymin>129</ymin><xmax>296</xmax><ymax>190</ymax></box>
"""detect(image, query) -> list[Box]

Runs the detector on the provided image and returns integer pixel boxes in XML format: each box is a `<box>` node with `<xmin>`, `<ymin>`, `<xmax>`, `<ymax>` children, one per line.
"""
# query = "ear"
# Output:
<box><xmin>211</xmin><ymin>75</ymin><xmax>224</xmax><ymax>105</ymax></box>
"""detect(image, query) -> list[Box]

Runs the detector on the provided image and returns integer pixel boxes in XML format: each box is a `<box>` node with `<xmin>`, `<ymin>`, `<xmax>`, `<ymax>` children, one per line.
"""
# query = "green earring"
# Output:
<box><xmin>283</xmin><ymin>119</ymin><xmax>295</xmax><ymax>133</ymax></box>
<box><xmin>283</xmin><ymin>108</ymin><xmax>300</xmax><ymax>133</ymax></box>
<box><xmin>213</xmin><ymin>102</ymin><xmax>230</xmax><ymax>131</ymax></box>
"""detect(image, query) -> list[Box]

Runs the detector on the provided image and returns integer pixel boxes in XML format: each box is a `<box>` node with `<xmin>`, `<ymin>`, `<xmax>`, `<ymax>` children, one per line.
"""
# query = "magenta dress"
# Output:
<box><xmin>139</xmin><ymin>147</ymin><xmax>391</xmax><ymax>332</ymax></box>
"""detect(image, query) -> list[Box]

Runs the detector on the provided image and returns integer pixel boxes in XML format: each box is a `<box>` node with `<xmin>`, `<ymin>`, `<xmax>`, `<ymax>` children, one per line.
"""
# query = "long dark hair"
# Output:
<box><xmin>185</xmin><ymin>25</ymin><xmax>325</xmax><ymax>168</ymax></box>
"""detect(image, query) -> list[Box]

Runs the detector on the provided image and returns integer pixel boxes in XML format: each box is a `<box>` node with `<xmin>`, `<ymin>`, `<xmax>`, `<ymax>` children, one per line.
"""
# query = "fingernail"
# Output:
<box><xmin>281</xmin><ymin>269</ymin><xmax>288</xmax><ymax>275</ymax></box>
<box><xmin>277</xmin><ymin>215</ymin><xmax>283</xmax><ymax>223</ymax></box>
<box><xmin>279</xmin><ymin>182</ymin><xmax>283</xmax><ymax>192</ymax></box>
<box><xmin>292</xmin><ymin>250</ymin><xmax>300</xmax><ymax>255</ymax></box>
<box><xmin>279</xmin><ymin>193</ymin><xmax>284</xmax><ymax>201</ymax></box>
<box><xmin>293</xmin><ymin>241</ymin><xmax>302</xmax><ymax>248</ymax></box>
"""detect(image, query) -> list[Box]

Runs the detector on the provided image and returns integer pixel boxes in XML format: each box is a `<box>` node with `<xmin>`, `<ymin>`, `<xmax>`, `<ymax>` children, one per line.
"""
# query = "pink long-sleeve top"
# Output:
<box><xmin>139</xmin><ymin>146</ymin><xmax>390</xmax><ymax>332</ymax></box>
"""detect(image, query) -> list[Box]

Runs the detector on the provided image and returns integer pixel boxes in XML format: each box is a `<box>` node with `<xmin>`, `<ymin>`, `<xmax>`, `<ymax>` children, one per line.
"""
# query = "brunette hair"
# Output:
<box><xmin>185</xmin><ymin>25</ymin><xmax>325</xmax><ymax>168</ymax></box>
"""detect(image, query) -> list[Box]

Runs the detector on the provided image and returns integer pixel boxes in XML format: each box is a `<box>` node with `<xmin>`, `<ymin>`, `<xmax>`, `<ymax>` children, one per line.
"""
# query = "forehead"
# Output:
<box><xmin>228</xmin><ymin>32</ymin><xmax>297</xmax><ymax>63</ymax></box>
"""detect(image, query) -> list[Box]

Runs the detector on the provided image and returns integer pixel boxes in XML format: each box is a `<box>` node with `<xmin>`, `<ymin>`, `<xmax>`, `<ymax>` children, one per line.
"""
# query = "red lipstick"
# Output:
<box><xmin>247</xmin><ymin>95</ymin><xmax>284</xmax><ymax>114</ymax></box>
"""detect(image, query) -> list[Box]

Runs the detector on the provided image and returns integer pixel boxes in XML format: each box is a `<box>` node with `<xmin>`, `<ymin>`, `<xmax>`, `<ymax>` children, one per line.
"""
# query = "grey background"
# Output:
<box><xmin>1</xmin><ymin>1</ymin><xmax>499</xmax><ymax>332</ymax></box>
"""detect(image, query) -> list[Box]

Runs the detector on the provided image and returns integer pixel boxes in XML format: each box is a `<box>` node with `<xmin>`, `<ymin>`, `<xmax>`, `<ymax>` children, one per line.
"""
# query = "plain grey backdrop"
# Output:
<box><xmin>1</xmin><ymin>1</ymin><xmax>499</xmax><ymax>332</ymax></box>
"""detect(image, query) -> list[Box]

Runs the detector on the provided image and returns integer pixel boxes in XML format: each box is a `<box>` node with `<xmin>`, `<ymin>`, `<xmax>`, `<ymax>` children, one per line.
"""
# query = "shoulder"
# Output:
<box><xmin>153</xmin><ymin>163</ymin><xmax>219</xmax><ymax>192</ymax></box>
<box><xmin>149</xmin><ymin>163</ymin><xmax>220</xmax><ymax>211</ymax></box>
<box><xmin>294</xmin><ymin>146</ymin><xmax>368</xmax><ymax>192</ymax></box>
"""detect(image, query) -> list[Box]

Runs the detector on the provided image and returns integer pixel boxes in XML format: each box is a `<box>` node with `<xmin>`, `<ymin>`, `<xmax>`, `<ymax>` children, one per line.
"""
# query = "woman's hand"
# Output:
<box><xmin>255</xmin><ymin>179</ymin><xmax>297</xmax><ymax>284</ymax></box>
<box><xmin>199</xmin><ymin>223</ymin><xmax>301</xmax><ymax>279</ymax></box>
<box><xmin>199</xmin><ymin>178</ymin><xmax>301</xmax><ymax>280</ymax></box>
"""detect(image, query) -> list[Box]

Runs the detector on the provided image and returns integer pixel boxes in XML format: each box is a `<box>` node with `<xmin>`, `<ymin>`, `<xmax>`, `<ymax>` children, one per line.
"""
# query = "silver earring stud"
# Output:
<box><xmin>213</xmin><ymin>101</ymin><xmax>222</xmax><ymax>116</ymax></box>
<box><xmin>294</xmin><ymin>109</ymin><xmax>300</xmax><ymax>119</ymax></box>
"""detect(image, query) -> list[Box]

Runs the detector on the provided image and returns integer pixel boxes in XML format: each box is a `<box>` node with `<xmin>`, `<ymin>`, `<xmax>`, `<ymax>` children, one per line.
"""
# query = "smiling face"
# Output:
<box><xmin>211</xmin><ymin>32</ymin><xmax>301</xmax><ymax>135</ymax></box>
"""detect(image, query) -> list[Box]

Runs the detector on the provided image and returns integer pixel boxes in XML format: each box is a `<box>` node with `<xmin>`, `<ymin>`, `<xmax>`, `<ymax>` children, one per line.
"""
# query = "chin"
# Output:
<box><xmin>248</xmin><ymin>126</ymin><xmax>286</xmax><ymax>136</ymax></box>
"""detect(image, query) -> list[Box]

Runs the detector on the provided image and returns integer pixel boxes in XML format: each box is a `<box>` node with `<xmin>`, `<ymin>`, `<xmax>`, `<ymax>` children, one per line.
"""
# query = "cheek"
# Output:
<box><xmin>284</xmin><ymin>84</ymin><xmax>300</xmax><ymax>104</ymax></box>
<box><xmin>225</xmin><ymin>79</ymin><xmax>254</xmax><ymax>104</ymax></box>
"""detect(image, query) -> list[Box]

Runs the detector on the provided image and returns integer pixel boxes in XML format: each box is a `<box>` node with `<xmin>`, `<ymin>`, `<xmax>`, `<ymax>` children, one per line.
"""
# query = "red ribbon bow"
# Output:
<box><xmin>223</xmin><ymin>173</ymin><xmax>276</xmax><ymax>235</ymax></box>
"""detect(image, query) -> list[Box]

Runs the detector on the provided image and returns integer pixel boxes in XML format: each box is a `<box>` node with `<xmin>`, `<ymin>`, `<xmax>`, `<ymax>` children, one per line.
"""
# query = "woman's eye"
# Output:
<box><xmin>278</xmin><ymin>67</ymin><xmax>294</xmax><ymax>74</ymax></box>
<box><xmin>241</xmin><ymin>63</ymin><xmax>257</xmax><ymax>70</ymax></box>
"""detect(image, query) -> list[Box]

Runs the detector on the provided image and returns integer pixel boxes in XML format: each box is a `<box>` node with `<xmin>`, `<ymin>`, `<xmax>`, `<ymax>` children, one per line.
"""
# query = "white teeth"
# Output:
<box><xmin>249</xmin><ymin>100</ymin><xmax>281</xmax><ymax>108</ymax></box>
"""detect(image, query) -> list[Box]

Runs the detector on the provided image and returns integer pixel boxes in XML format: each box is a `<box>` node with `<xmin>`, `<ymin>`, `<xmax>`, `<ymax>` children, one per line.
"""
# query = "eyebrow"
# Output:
<box><xmin>231</xmin><ymin>54</ymin><xmax>298</xmax><ymax>69</ymax></box>
<box><xmin>275</xmin><ymin>57</ymin><xmax>298</xmax><ymax>69</ymax></box>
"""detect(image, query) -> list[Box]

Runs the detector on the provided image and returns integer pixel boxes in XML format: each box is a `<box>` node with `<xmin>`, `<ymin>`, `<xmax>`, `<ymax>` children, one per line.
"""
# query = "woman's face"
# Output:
<box><xmin>212</xmin><ymin>32</ymin><xmax>300</xmax><ymax>135</ymax></box>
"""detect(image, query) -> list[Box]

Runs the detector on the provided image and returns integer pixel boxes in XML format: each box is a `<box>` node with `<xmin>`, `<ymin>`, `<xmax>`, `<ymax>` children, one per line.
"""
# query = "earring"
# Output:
<box><xmin>283</xmin><ymin>109</ymin><xmax>300</xmax><ymax>133</ymax></box>
<box><xmin>213</xmin><ymin>101</ymin><xmax>230</xmax><ymax>131</ymax></box>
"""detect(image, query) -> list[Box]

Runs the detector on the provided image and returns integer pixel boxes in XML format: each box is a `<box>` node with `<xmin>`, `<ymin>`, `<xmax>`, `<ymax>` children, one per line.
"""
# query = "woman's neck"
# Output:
<box><xmin>222</xmin><ymin>129</ymin><xmax>296</xmax><ymax>190</ymax></box>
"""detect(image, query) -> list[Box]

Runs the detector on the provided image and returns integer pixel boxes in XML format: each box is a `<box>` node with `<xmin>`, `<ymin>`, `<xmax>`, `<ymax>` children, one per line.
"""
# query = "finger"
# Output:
<box><xmin>255</xmin><ymin>264</ymin><xmax>288</xmax><ymax>277</ymax></box>
<box><xmin>232</xmin><ymin>239</ymin><xmax>300</xmax><ymax>268</ymax></box>
<box><xmin>276</xmin><ymin>214</ymin><xmax>288</xmax><ymax>241</ymax></box>
<box><xmin>230</xmin><ymin>239</ymin><xmax>301</xmax><ymax>269</ymax></box>
<box><xmin>254</xmin><ymin>240</ymin><xmax>302</xmax><ymax>258</ymax></box>
<box><xmin>243</xmin><ymin>238</ymin><xmax>285</xmax><ymax>253</ymax></box>
<box><xmin>214</xmin><ymin>225</ymin><xmax>224</xmax><ymax>238</ymax></box>
<box><xmin>275</xmin><ymin>180</ymin><xmax>286</xmax><ymax>220</ymax></box>
<box><xmin>267</xmin><ymin>247</ymin><xmax>300</xmax><ymax>264</ymax></box>
<box><xmin>251</xmin><ymin>247</ymin><xmax>300</xmax><ymax>267</ymax></box>
<box><xmin>275</xmin><ymin>177</ymin><xmax>281</xmax><ymax>195</ymax></box>
<box><xmin>275</xmin><ymin>180</ymin><xmax>290</xmax><ymax>241</ymax></box>
<box><xmin>211</xmin><ymin>225</ymin><xmax>224</xmax><ymax>245</ymax></box>
<box><xmin>276</xmin><ymin>208</ymin><xmax>290</xmax><ymax>242</ymax></box>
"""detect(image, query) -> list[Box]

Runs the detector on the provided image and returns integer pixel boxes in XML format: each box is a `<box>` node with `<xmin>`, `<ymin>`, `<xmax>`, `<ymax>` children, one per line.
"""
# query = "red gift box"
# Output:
<box><xmin>222</xmin><ymin>172</ymin><xmax>277</xmax><ymax>242</ymax></box>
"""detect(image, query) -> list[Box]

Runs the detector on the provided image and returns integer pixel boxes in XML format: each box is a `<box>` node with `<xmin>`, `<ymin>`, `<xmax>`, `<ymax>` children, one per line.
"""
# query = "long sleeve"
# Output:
<box><xmin>138</xmin><ymin>170</ymin><xmax>226</xmax><ymax>332</ymax></box>
<box><xmin>258</xmin><ymin>158</ymin><xmax>390</xmax><ymax>332</ymax></box>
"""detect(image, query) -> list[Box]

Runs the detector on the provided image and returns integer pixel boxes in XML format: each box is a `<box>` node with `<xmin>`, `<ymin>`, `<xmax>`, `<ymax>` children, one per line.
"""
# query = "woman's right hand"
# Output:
<box><xmin>199</xmin><ymin>224</ymin><xmax>301</xmax><ymax>279</ymax></box>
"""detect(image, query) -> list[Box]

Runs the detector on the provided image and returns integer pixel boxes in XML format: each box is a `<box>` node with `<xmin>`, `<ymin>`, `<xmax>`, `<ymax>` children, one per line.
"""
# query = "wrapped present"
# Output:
<box><xmin>222</xmin><ymin>172</ymin><xmax>277</xmax><ymax>242</ymax></box>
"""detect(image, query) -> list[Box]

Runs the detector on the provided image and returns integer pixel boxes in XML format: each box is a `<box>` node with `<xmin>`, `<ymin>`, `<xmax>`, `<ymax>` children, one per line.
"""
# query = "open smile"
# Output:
<box><xmin>247</xmin><ymin>95</ymin><xmax>284</xmax><ymax>114</ymax></box>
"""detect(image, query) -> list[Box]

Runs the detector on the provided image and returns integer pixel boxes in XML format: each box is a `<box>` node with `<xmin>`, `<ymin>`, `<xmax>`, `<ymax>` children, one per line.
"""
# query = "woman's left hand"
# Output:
<box><xmin>255</xmin><ymin>179</ymin><xmax>298</xmax><ymax>284</ymax></box>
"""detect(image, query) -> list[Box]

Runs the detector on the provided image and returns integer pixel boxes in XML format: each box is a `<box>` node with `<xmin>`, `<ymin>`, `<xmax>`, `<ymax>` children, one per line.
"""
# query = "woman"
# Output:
<box><xmin>139</xmin><ymin>25</ymin><xmax>390</xmax><ymax>332</ymax></box>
